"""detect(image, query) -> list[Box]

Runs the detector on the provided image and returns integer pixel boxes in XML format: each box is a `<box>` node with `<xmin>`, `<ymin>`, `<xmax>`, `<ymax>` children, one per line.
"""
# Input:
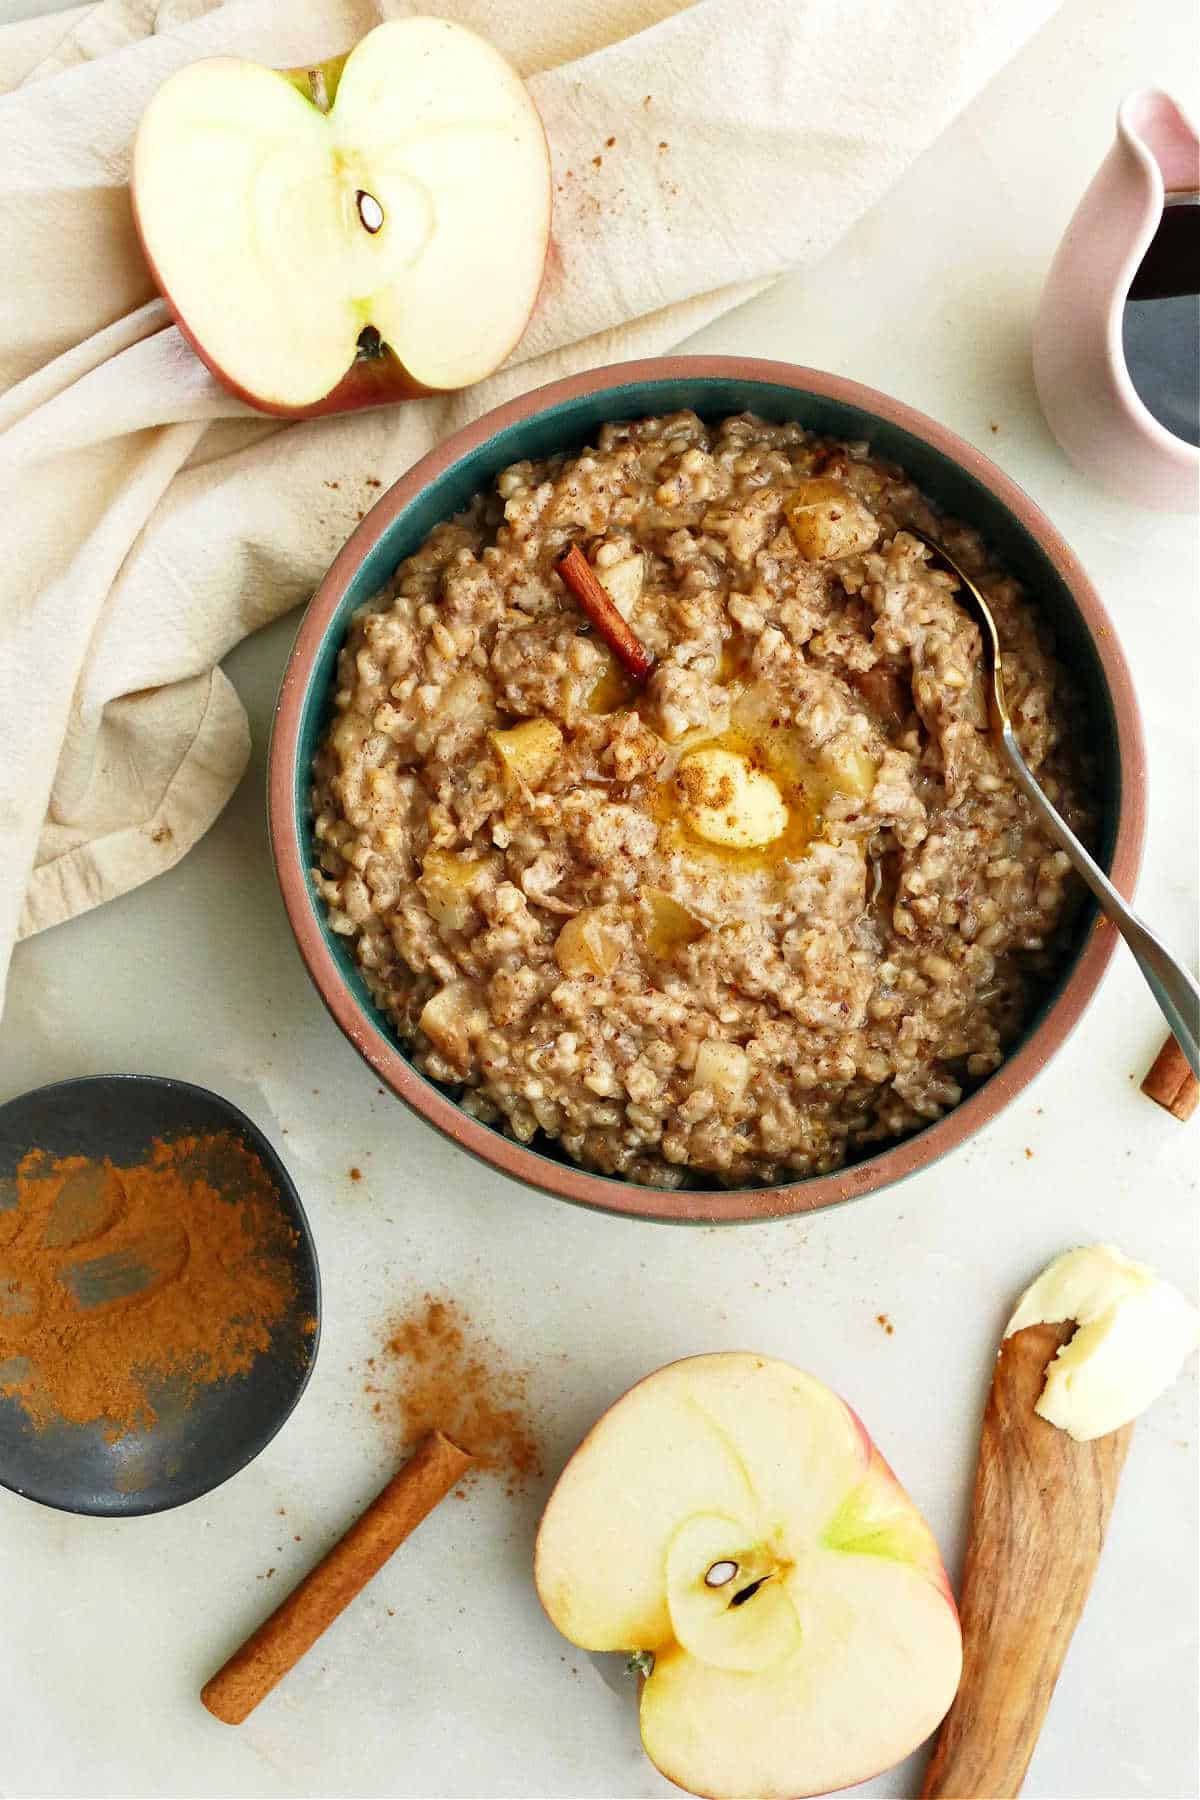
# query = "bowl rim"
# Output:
<box><xmin>268</xmin><ymin>354</ymin><xmax>1146</xmax><ymax>1225</ymax></box>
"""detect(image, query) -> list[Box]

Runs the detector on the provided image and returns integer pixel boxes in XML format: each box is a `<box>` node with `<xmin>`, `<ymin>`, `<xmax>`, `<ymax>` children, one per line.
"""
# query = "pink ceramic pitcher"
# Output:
<box><xmin>1034</xmin><ymin>89</ymin><xmax>1199</xmax><ymax>512</ymax></box>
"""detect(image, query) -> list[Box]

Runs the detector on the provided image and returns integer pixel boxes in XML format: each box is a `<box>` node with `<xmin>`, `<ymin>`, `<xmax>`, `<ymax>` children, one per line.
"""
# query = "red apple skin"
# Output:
<box><xmin>844</xmin><ymin>1400</ymin><xmax>961</xmax><ymax>1623</ymax></box>
<box><xmin>129</xmin><ymin>169</ymin><xmax>442</xmax><ymax>418</ymax></box>
<box><xmin>536</xmin><ymin>1357</ymin><xmax>962</xmax><ymax>1800</ymax></box>
<box><xmin>131</xmin><ymin>51</ymin><xmax>552</xmax><ymax>420</ymax></box>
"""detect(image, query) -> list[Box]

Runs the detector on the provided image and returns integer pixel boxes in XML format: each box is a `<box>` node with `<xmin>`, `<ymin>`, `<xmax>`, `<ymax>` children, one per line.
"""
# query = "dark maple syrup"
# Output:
<box><xmin>1122</xmin><ymin>194</ymin><xmax>1200</xmax><ymax>447</ymax></box>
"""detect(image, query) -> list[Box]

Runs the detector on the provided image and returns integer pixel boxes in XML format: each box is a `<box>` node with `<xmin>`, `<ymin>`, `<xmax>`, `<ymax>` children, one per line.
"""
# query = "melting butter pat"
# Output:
<box><xmin>1004</xmin><ymin>1244</ymin><xmax>1200</xmax><ymax>1441</ymax></box>
<box><xmin>676</xmin><ymin>748</ymin><xmax>787</xmax><ymax>850</ymax></box>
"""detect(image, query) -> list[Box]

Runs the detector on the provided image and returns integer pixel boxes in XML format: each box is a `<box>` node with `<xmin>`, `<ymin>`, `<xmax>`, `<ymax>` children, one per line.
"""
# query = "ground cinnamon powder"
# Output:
<box><xmin>0</xmin><ymin>1132</ymin><xmax>299</xmax><ymax>1438</ymax></box>
<box><xmin>364</xmin><ymin>1294</ymin><xmax>542</xmax><ymax>1496</ymax></box>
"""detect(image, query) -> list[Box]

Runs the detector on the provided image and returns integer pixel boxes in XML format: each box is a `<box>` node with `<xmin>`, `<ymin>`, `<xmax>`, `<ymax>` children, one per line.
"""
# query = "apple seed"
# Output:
<box><xmin>704</xmin><ymin>1560</ymin><xmax>738</xmax><ymax>1589</ymax></box>
<box><xmin>356</xmin><ymin>190</ymin><xmax>385</xmax><ymax>234</ymax></box>
<box><xmin>729</xmin><ymin>1574</ymin><xmax>771</xmax><ymax>1608</ymax></box>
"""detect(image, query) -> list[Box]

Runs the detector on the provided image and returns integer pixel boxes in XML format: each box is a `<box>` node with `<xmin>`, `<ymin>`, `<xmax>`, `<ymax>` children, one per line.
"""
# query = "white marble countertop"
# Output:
<box><xmin>1</xmin><ymin>1</ymin><xmax>1196</xmax><ymax>1796</ymax></box>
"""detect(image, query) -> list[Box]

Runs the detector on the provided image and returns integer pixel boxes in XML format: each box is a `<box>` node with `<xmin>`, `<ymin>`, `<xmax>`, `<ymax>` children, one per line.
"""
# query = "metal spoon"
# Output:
<box><xmin>908</xmin><ymin>527</ymin><xmax>1199</xmax><ymax>1077</ymax></box>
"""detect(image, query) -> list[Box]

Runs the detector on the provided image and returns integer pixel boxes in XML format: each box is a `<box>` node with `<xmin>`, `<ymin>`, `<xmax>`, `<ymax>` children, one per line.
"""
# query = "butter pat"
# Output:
<box><xmin>676</xmin><ymin>748</ymin><xmax>787</xmax><ymax>850</ymax></box>
<box><xmin>1005</xmin><ymin>1244</ymin><xmax>1200</xmax><ymax>1442</ymax></box>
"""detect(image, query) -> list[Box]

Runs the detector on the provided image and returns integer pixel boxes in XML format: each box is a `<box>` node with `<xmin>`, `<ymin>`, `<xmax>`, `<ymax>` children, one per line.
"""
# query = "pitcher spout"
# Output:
<box><xmin>1119</xmin><ymin>88</ymin><xmax>1200</xmax><ymax>195</ymax></box>
<box><xmin>1033</xmin><ymin>87</ymin><xmax>1199</xmax><ymax>512</ymax></box>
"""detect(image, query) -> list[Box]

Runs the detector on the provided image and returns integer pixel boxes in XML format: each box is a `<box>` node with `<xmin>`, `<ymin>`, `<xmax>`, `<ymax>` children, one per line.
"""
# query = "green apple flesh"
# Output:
<box><xmin>132</xmin><ymin>17</ymin><xmax>551</xmax><ymax>416</ymax></box>
<box><xmin>534</xmin><ymin>1353</ymin><xmax>962</xmax><ymax>1800</ymax></box>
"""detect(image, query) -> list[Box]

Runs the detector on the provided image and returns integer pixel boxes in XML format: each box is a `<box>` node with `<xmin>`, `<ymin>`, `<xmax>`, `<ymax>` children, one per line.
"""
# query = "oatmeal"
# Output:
<box><xmin>311</xmin><ymin>413</ymin><xmax>1093</xmax><ymax>1187</ymax></box>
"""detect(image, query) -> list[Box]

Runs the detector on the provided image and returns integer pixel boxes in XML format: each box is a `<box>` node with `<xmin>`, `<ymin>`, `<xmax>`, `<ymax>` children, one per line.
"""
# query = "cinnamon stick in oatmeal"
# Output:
<box><xmin>1141</xmin><ymin>1034</ymin><xmax>1199</xmax><ymax>1122</ymax></box>
<box><xmin>201</xmin><ymin>1430</ymin><xmax>472</xmax><ymax>1725</ymax></box>
<box><xmin>556</xmin><ymin>542</ymin><xmax>654</xmax><ymax>681</ymax></box>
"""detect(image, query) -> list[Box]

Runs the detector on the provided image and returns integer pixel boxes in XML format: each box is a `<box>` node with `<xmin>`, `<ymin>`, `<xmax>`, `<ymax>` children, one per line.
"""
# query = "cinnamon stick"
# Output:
<box><xmin>556</xmin><ymin>543</ymin><xmax>654</xmax><ymax>681</ymax></box>
<box><xmin>201</xmin><ymin>1430</ymin><xmax>472</xmax><ymax>1725</ymax></box>
<box><xmin>1140</xmin><ymin>1034</ymin><xmax>1198</xmax><ymax>1122</ymax></box>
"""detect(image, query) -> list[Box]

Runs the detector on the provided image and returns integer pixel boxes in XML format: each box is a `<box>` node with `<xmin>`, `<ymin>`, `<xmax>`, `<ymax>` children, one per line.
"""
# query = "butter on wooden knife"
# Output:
<box><xmin>921</xmin><ymin>1245</ymin><xmax>1198</xmax><ymax>1800</ymax></box>
<box><xmin>1005</xmin><ymin>1243</ymin><xmax>1200</xmax><ymax>1441</ymax></box>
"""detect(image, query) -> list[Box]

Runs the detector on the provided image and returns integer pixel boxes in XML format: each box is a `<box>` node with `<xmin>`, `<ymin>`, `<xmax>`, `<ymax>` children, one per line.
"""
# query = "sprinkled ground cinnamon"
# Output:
<box><xmin>0</xmin><ymin>1132</ymin><xmax>299</xmax><ymax>1438</ymax></box>
<box><xmin>363</xmin><ymin>1294</ymin><xmax>541</xmax><ymax>1496</ymax></box>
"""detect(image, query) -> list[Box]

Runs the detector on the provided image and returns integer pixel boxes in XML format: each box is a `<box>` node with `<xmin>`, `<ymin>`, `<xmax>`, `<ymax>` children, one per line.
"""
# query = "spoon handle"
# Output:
<box><xmin>920</xmin><ymin>1323</ymin><xmax>1133</xmax><ymax>1798</ymax></box>
<box><xmin>1000</xmin><ymin>725</ymin><xmax>1200</xmax><ymax>1078</ymax></box>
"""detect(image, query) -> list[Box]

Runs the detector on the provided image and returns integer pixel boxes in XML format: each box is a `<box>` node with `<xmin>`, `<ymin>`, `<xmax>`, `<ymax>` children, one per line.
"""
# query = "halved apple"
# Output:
<box><xmin>534</xmin><ymin>1353</ymin><xmax>961</xmax><ymax>1800</ymax></box>
<box><xmin>132</xmin><ymin>17</ymin><xmax>552</xmax><ymax>416</ymax></box>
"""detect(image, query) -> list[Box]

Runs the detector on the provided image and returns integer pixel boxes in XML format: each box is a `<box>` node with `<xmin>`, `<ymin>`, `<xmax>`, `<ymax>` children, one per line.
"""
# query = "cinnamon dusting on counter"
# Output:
<box><xmin>363</xmin><ymin>1294</ymin><xmax>541</xmax><ymax>1496</ymax></box>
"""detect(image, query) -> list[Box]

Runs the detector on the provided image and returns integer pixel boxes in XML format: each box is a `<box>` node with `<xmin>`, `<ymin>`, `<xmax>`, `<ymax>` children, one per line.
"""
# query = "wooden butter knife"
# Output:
<box><xmin>920</xmin><ymin>1320</ymin><xmax>1133</xmax><ymax>1798</ymax></box>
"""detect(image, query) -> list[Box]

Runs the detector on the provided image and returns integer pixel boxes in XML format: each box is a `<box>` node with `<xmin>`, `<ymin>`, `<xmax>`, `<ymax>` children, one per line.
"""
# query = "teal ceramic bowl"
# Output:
<box><xmin>268</xmin><ymin>356</ymin><xmax>1145</xmax><ymax>1223</ymax></box>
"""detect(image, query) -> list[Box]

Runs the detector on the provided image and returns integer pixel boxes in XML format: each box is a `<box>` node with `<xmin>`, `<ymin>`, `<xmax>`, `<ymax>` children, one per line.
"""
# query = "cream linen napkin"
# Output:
<box><xmin>0</xmin><ymin>0</ymin><xmax>1062</xmax><ymax>1008</ymax></box>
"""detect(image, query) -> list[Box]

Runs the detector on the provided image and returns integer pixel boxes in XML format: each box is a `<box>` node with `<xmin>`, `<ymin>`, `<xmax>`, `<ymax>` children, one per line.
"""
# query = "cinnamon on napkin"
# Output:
<box><xmin>0</xmin><ymin>0</ymin><xmax>1063</xmax><ymax>1010</ymax></box>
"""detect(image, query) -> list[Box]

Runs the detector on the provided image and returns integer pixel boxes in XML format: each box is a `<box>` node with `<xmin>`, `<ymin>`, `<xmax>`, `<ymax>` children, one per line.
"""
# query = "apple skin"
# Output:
<box><xmin>132</xmin><ymin>234</ymin><xmax>440</xmax><ymax>421</ymax></box>
<box><xmin>131</xmin><ymin>42</ymin><xmax>552</xmax><ymax>420</ymax></box>
<box><xmin>843</xmin><ymin>1400</ymin><xmax>959</xmax><ymax>1618</ymax></box>
<box><xmin>535</xmin><ymin>1353</ymin><xmax>962</xmax><ymax>1800</ymax></box>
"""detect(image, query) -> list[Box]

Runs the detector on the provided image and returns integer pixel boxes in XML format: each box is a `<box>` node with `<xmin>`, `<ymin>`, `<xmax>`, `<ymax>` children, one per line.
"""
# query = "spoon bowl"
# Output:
<box><xmin>0</xmin><ymin>1075</ymin><xmax>321</xmax><ymax>1517</ymax></box>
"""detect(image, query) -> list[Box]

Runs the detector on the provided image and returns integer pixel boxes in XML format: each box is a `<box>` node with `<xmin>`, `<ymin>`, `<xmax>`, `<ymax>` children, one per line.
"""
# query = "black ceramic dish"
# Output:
<box><xmin>0</xmin><ymin>1075</ymin><xmax>320</xmax><ymax>1517</ymax></box>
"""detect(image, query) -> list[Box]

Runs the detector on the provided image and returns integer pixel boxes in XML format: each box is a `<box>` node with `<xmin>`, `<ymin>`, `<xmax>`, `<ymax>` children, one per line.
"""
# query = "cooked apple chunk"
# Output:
<box><xmin>596</xmin><ymin>552</ymin><xmax>645</xmax><ymax>617</ymax></box>
<box><xmin>692</xmin><ymin>1040</ymin><xmax>750</xmax><ymax>1104</ymax></box>
<box><xmin>419</xmin><ymin>849</ymin><xmax>486</xmax><ymax>932</ymax></box>
<box><xmin>785</xmin><ymin>478</ymin><xmax>879</xmax><ymax>562</ymax></box>
<box><xmin>554</xmin><ymin>907</ymin><xmax>621</xmax><ymax>978</ymax></box>
<box><xmin>641</xmin><ymin>889</ymin><xmax>706</xmax><ymax>958</ymax></box>
<box><xmin>417</xmin><ymin>979</ymin><xmax>488</xmax><ymax>1072</ymax></box>
<box><xmin>826</xmin><ymin>743</ymin><xmax>879</xmax><ymax>800</ymax></box>
<box><xmin>587</xmin><ymin>650</ymin><xmax>643</xmax><ymax>718</ymax></box>
<box><xmin>490</xmin><ymin>717</ymin><xmax>564</xmax><ymax>789</ymax></box>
